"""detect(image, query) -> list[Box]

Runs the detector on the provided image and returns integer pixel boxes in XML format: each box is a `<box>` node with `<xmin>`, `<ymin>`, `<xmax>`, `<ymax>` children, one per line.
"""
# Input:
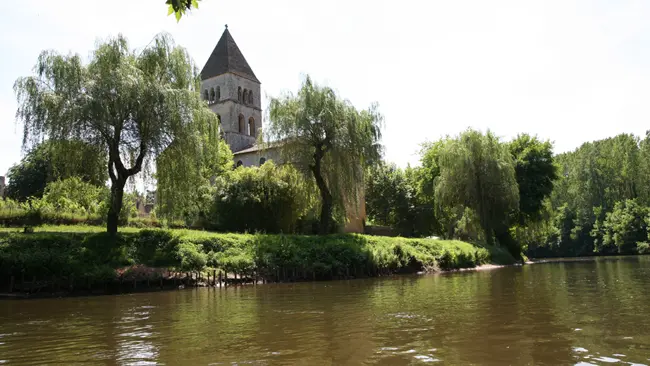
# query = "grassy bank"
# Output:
<box><xmin>0</xmin><ymin>226</ymin><xmax>516</xmax><ymax>296</ymax></box>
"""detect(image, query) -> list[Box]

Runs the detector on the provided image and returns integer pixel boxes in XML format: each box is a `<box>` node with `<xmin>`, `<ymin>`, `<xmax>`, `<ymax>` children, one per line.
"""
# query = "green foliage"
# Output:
<box><xmin>434</xmin><ymin>129</ymin><xmax>519</xmax><ymax>251</ymax></box>
<box><xmin>591</xmin><ymin>199</ymin><xmax>648</xmax><ymax>254</ymax></box>
<box><xmin>0</xmin><ymin>179</ymin><xmax>139</xmax><ymax>228</ymax></box>
<box><xmin>6</xmin><ymin>140</ymin><xmax>106</xmax><ymax>201</ymax></box>
<box><xmin>210</xmin><ymin>161</ymin><xmax>318</xmax><ymax>233</ymax></box>
<box><xmin>365</xmin><ymin>163</ymin><xmax>435</xmax><ymax>237</ymax></box>
<box><xmin>527</xmin><ymin>132</ymin><xmax>650</xmax><ymax>257</ymax></box>
<box><xmin>509</xmin><ymin>134</ymin><xmax>558</xmax><ymax>224</ymax></box>
<box><xmin>166</xmin><ymin>0</ymin><xmax>200</xmax><ymax>21</ymax></box>
<box><xmin>156</xmin><ymin>123</ymin><xmax>234</xmax><ymax>225</ymax></box>
<box><xmin>267</xmin><ymin>76</ymin><xmax>383</xmax><ymax>234</ymax></box>
<box><xmin>41</xmin><ymin>177</ymin><xmax>106</xmax><ymax>216</ymax></box>
<box><xmin>453</xmin><ymin>207</ymin><xmax>484</xmax><ymax>242</ymax></box>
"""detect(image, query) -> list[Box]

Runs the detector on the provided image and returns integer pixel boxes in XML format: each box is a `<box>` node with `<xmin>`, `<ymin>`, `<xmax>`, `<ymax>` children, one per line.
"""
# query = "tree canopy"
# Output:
<box><xmin>434</xmin><ymin>129</ymin><xmax>520</xmax><ymax>253</ymax></box>
<box><xmin>267</xmin><ymin>76</ymin><xmax>383</xmax><ymax>234</ymax></box>
<box><xmin>14</xmin><ymin>33</ymin><xmax>224</xmax><ymax>233</ymax></box>
<box><xmin>509</xmin><ymin>134</ymin><xmax>558</xmax><ymax>224</ymax></box>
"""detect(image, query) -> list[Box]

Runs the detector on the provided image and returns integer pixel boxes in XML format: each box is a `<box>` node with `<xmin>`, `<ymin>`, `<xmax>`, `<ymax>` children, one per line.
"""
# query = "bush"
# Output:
<box><xmin>42</xmin><ymin>177</ymin><xmax>106</xmax><ymax>216</ymax></box>
<box><xmin>0</xmin><ymin>179</ymin><xmax>140</xmax><ymax>228</ymax></box>
<box><xmin>210</xmin><ymin>162</ymin><xmax>317</xmax><ymax>233</ymax></box>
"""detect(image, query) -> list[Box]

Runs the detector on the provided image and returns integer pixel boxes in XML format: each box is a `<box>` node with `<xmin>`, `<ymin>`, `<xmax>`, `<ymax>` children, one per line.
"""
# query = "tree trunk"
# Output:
<box><xmin>107</xmin><ymin>178</ymin><xmax>126</xmax><ymax>234</ymax></box>
<box><xmin>311</xmin><ymin>152</ymin><xmax>333</xmax><ymax>235</ymax></box>
<box><xmin>495</xmin><ymin>228</ymin><xmax>521</xmax><ymax>261</ymax></box>
<box><xmin>318</xmin><ymin>188</ymin><xmax>334</xmax><ymax>235</ymax></box>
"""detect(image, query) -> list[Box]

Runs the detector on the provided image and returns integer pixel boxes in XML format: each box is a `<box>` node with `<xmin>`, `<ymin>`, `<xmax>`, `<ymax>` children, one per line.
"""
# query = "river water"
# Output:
<box><xmin>1</xmin><ymin>256</ymin><xmax>649</xmax><ymax>365</ymax></box>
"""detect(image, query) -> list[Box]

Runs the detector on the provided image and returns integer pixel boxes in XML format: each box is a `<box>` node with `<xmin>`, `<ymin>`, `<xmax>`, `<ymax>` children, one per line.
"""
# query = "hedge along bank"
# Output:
<box><xmin>0</xmin><ymin>229</ymin><xmax>517</xmax><ymax>295</ymax></box>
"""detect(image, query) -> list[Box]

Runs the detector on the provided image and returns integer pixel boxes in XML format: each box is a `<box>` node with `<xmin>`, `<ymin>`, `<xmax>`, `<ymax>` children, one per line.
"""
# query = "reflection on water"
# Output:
<box><xmin>0</xmin><ymin>256</ymin><xmax>649</xmax><ymax>365</ymax></box>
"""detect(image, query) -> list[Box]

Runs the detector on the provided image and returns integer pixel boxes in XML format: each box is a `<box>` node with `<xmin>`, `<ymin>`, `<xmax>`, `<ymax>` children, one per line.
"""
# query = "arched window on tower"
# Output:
<box><xmin>218</xmin><ymin>116</ymin><xmax>225</xmax><ymax>138</ymax></box>
<box><xmin>243</xmin><ymin>89</ymin><xmax>248</xmax><ymax>105</ymax></box>
<box><xmin>209</xmin><ymin>88</ymin><xmax>215</xmax><ymax>104</ymax></box>
<box><xmin>248</xmin><ymin>91</ymin><xmax>253</xmax><ymax>105</ymax></box>
<box><xmin>259</xmin><ymin>157</ymin><xmax>266</xmax><ymax>166</ymax></box>
<box><xmin>216</xmin><ymin>86</ymin><xmax>220</xmax><ymax>100</ymax></box>
<box><xmin>248</xmin><ymin>117</ymin><xmax>255</xmax><ymax>137</ymax></box>
<box><xmin>239</xmin><ymin>114</ymin><xmax>246</xmax><ymax>134</ymax></box>
<box><xmin>236</xmin><ymin>160</ymin><xmax>243</xmax><ymax>168</ymax></box>
<box><xmin>203</xmin><ymin>89</ymin><xmax>209</xmax><ymax>101</ymax></box>
<box><xmin>238</xmin><ymin>86</ymin><xmax>242</xmax><ymax>102</ymax></box>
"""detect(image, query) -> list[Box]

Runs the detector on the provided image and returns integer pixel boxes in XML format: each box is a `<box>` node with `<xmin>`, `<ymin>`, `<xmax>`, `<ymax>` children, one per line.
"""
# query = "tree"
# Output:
<box><xmin>166</xmin><ymin>0</ymin><xmax>200</xmax><ymax>21</ymax></box>
<box><xmin>637</xmin><ymin>131</ymin><xmax>650</xmax><ymax>205</ymax></box>
<box><xmin>591</xmin><ymin>199</ymin><xmax>648</xmax><ymax>254</ymax></box>
<box><xmin>509</xmin><ymin>134</ymin><xmax>558</xmax><ymax>224</ymax></box>
<box><xmin>15</xmin><ymin>34</ymin><xmax>223</xmax><ymax>234</ymax></box>
<box><xmin>6</xmin><ymin>139</ymin><xmax>106</xmax><ymax>201</ymax></box>
<box><xmin>416</xmin><ymin>139</ymin><xmax>448</xmax><ymax>236</ymax></box>
<box><xmin>267</xmin><ymin>76</ymin><xmax>383</xmax><ymax>234</ymax></box>
<box><xmin>365</xmin><ymin>162</ymin><xmax>433</xmax><ymax>237</ymax></box>
<box><xmin>434</xmin><ymin>129</ymin><xmax>520</xmax><ymax>255</ymax></box>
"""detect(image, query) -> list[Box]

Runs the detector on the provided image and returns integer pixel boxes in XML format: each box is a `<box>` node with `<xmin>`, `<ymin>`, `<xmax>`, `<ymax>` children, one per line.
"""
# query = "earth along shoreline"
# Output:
<box><xmin>0</xmin><ymin>260</ymin><xmax>533</xmax><ymax>300</ymax></box>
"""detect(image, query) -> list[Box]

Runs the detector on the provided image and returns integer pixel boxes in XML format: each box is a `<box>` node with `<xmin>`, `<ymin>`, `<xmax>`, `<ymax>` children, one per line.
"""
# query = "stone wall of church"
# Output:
<box><xmin>223</xmin><ymin>131</ymin><xmax>256</xmax><ymax>153</ymax></box>
<box><xmin>234</xmin><ymin>147</ymin><xmax>281</xmax><ymax>167</ymax></box>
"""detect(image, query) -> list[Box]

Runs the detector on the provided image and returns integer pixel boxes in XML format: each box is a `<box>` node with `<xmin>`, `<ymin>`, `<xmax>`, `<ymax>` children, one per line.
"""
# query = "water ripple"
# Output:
<box><xmin>0</xmin><ymin>257</ymin><xmax>649</xmax><ymax>364</ymax></box>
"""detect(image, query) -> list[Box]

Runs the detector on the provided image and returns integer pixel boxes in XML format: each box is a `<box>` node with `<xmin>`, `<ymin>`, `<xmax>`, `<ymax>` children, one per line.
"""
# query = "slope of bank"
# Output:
<box><xmin>0</xmin><ymin>226</ymin><xmax>517</xmax><ymax>296</ymax></box>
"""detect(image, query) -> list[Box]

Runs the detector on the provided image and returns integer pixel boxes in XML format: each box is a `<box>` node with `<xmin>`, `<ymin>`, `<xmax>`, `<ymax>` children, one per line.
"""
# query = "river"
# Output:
<box><xmin>0</xmin><ymin>256</ymin><xmax>649</xmax><ymax>365</ymax></box>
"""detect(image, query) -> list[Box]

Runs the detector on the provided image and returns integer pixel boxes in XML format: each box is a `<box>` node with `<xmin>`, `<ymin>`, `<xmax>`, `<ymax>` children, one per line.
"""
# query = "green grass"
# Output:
<box><xmin>0</xmin><ymin>225</ymin><xmax>517</xmax><ymax>291</ymax></box>
<box><xmin>0</xmin><ymin>225</ymin><xmax>142</xmax><ymax>233</ymax></box>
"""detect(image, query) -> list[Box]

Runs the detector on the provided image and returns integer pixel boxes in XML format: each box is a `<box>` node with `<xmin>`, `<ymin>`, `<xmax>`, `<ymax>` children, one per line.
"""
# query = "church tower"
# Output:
<box><xmin>200</xmin><ymin>26</ymin><xmax>261</xmax><ymax>153</ymax></box>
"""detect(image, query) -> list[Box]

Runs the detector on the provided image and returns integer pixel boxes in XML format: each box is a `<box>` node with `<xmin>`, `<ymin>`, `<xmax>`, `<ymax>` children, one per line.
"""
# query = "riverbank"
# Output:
<box><xmin>0</xmin><ymin>226</ymin><xmax>517</xmax><ymax>297</ymax></box>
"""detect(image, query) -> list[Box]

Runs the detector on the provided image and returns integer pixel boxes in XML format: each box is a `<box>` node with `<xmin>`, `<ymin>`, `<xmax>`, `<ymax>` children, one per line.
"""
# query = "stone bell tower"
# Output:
<box><xmin>199</xmin><ymin>25</ymin><xmax>262</xmax><ymax>153</ymax></box>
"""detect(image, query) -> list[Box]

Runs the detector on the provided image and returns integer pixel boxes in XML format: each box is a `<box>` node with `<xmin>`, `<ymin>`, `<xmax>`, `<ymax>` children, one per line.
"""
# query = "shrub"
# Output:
<box><xmin>210</xmin><ymin>162</ymin><xmax>317</xmax><ymax>233</ymax></box>
<box><xmin>0</xmin><ymin>179</ymin><xmax>140</xmax><ymax>228</ymax></box>
<box><xmin>42</xmin><ymin>177</ymin><xmax>106</xmax><ymax>216</ymax></box>
<box><xmin>177</xmin><ymin>240</ymin><xmax>208</xmax><ymax>271</ymax></box>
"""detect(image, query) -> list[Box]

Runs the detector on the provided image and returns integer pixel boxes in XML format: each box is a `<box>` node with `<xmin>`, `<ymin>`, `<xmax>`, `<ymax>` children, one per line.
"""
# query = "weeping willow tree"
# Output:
<box><xmin>434</xmin><ymin>129</ymin><xmax>520</xmax><ymax>255</ymax></box>
<box><xmin>156</xmin><ymin>138</ymin><xmax>232</xmax><ymax>224</ymax></box>
<box><xmin>14</xmin><ymin>33</ymin><xmax>223</xmax><ymax>234</ymax></box>
<box><xmin>267</xmin><ymin>76</ymin><xmax>383</xmax><ymax>234</ymax></box>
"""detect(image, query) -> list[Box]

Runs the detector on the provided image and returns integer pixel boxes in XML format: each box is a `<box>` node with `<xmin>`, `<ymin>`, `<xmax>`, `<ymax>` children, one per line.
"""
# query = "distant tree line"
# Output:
<box><xmin>364</xmin><ymin>130</ymin><xmax>650</xmax><ymax>258</ymax></box>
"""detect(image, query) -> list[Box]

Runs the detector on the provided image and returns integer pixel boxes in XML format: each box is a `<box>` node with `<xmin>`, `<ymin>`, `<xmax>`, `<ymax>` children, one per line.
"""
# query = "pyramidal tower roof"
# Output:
<box><xmin>200</xmin><ymin>25</ymin><xmax>259</xmax><ymax>83</ymax></box>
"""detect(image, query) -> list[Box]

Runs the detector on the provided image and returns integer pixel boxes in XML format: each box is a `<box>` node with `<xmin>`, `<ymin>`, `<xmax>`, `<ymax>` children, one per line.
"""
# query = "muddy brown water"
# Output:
<box><xmin>1</xmin><ymin>256</ymin><xmax>649</xmax><ymax>365</ymax></box>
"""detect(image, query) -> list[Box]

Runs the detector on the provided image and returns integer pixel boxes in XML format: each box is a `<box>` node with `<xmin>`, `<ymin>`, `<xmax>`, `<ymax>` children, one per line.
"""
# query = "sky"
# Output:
<box><xmin>1</xmin><ymin>0</ymin><xmax>650</xmax><ymax>177</ymax></box>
